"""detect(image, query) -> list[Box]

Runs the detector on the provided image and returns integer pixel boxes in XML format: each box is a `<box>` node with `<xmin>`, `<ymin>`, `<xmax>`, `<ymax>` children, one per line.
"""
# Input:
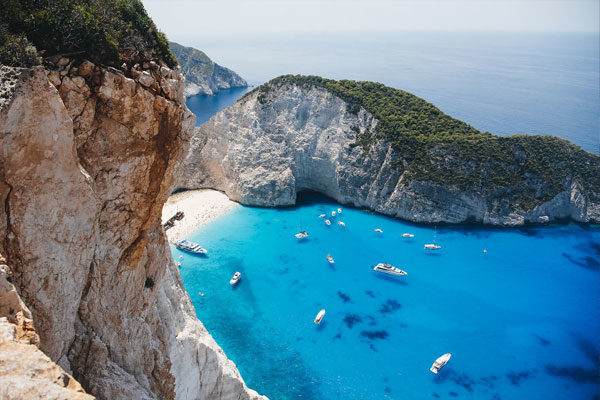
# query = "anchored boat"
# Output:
<box><xmin>175</xmin><ymin>240</ymin><xmax>207</xmax><ymax>255</ymax></box>
<box><xmin>295</xmin><ymin>231</ymin><xmax>309</xmax><ymax>240</ymax></box>
<box><xmin>327</xmin><ymin>254</ymin><xmax>334</xmax><ymax>264</ymax></box>
<box><xmin>373</xmin><ymin>263</ymin><xmax>407</xmax><ymax>276</ymax></box>
<box><xmin>230</xmin><ymin>272</ymin><xmax>241</xmax><ymax>285</ymax></box>
<box><xmin>430</xmin><ymin>353</ymin><xmax>451</xmax><ymax>374</ymax></box>
<box><xmin>402</xmin><ymin>233</ymin><xmax>414</xmax><ymax>238</ymax></box>
<box><xmin>314</xmin><ymin>309</ymin><xmax>326</xmax><ymax>324</ymax></box>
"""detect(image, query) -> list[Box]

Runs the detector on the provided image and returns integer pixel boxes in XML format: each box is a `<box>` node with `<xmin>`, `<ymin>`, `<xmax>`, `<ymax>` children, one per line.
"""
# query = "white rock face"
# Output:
<box><xmin>176</xmin><ymin>83</ymin><xmax>600</xmax><ymax>226</ymax></box>
<box><xmin>0</xmin><ymin>64</ymin><xmax>266</xmax><ymax>400</ymax></box>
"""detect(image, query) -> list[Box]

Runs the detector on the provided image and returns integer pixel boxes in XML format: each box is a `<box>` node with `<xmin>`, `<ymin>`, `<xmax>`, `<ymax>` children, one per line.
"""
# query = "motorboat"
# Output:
<box><xmin>337</xmin><ymin>208</ymin><xmax>342</xmax><ymax>214</ymax></box>
<box><xmin>337</xmin><ymin>221</ymin><xmax>345</xmax><ymax>227</ymax></box>
<box><xmin>327</xmin><ymin>254</ymin><xmax>334</xmax><ymax>264</ymax></box>
<box><xmin>424</xmin><ymin>244</ymin><xmax>441</xmax><ymax>250</ymax></box>
<box><xmin>325</xmin><ymin>219</ymin><xmax>331</xmax><ymax>226</ymax></box>
<box><xmin>318</xmin><ymin>214</ymin><xmax>326</xmax><ymax>218</ymax></box>
<box><xmin>230</xmin><ymin>272</ymin><xmax>241</xmax><ymax>285</ymax></box>
<box><xmin>331</xmin><ymin>211</ymin><xmax>336</xmax><ymax>217</ymax></box>
<box><xmin>372</xmin><ymin>263</ymin><xmax>407</xmax><ymax>276</ymax></box>
<box><xmin>295</xmin><ymin>231</ymin><xmax>309</xmax><ymax>240</ymax></box>
<box><xmin>430</xmin><ymin>353</ymin><xmax>451</xmax><ymax>374</ymax></box>
<box><xmin>314</xmin><ymin>309</ymin><xmax>326</xmax><ymax>324</ymax></box>
<box><xmin>175</xmin><ymin>239</ymin><xmax>207</xmax><ymax>255</ymax></box>
<box><xmin>175</xmin><ymin>262</ymin><xmax>181</xmax><ymax>268</ymax></box>
<box><xmin>374</xmin><ymin>228</ymin><xmax>383</xmax><ymax>233</ymax></box>
<box><xmin>402</xmin><ymin>233</ymin><xmax>414</xmax><ymax>238</ymax></box>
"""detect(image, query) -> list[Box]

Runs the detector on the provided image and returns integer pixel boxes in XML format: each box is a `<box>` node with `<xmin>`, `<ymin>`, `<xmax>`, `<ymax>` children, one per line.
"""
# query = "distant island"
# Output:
<box><xmin>177</xmin><ymin>74</ymin><xmax>600</xmax><ymax>226</ymax></box>
<box><xmin>169</xmin><ymin>41</ymin><xmax>247</xmax><ymax>97</ymax></box>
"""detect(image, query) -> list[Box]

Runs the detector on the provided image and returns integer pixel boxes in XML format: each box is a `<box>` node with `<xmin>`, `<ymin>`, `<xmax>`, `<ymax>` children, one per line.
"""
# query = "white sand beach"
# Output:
<box><xmin>162</xmin><ymin>189</ymin><xmax>240</xmax><ymax>243</ymax></box>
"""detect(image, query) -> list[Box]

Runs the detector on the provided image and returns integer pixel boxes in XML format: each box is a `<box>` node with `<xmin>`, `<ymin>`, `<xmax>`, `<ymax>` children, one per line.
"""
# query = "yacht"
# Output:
<box><xmin>374</xmin><ymin>228</ymin><xmax>383</xmax><ymax>233</ymax></box>
<box><xmin>430</xmin><ymin>353</ymin><xmax>451</xmax><ymax>374</ymax></box>
<box><xmin>373</xmin><ymin>263</ymin><xmax>407</xmax><ymax>276</ymax></box>
<box><xmin>318</xmin><ymin>214</ymin><xmax>326</xmax><ymax>218</ymax></box>
<box><xmin>402</xmin><ymin>233</ymin><xmax>414</xmax><ymax>238</ymax></box>
<box><xmin>175</xmin><ymin>240</ymin><xmax>207</xmax><ymax>255</ymax></box>
<box><xmin>337</xmin><ymin>221</ymin><xmax>345</xmax><ymax>227</ymax></box>
<box><xmin>230</xmin><ymin>272</ymin><xmax>241</xmax><ymax>285</ymax></box>
<box><xmin>295</xmin><ymin>231</ymin><xmax>309</xmax><ymax>240</ymax></box>
<box><xmin>424</xmin><ymin>244</ymin><xmax>441</xmax><ymax>250</ymax></box>
<box><xmin>327</xmin><ymin>254</ymin><xmax>334</xmax><ymax>264</ymax></box>
<box><xmin>314</xmin><ymin>309</ymin><xmax>326</xmax><ymax>324</ymax></box>
<box><xmin>325</xmin><ymin>219</ymin><xmax>332</xmax><ymax>226</ymax></box>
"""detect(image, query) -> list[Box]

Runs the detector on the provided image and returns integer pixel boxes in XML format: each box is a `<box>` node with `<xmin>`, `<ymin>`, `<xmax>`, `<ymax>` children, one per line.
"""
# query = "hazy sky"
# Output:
<box><xmin>143</xmin><ymin>0</ymin><xmax>598</xmax><ymax>38</ymax></box>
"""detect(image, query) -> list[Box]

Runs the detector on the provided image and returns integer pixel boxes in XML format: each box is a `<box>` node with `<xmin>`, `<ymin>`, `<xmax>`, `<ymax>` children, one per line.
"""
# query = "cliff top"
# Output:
<box><xmin>0</xmin><ymin>0</ymin><xmax>176</xmax><ymax>68</ymax></box>
<box><xmin>248</xmin><ymin>75</ymin><xmax>600</xmax><ymax>207</ymax></box>
<box><xmin>169</xmin><ymin>41</ymin><xmax>214</xmax><ymax>78</ymax></box>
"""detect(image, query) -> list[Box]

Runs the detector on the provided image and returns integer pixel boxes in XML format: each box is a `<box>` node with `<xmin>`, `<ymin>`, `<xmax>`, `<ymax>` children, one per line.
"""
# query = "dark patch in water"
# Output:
<box><xmin>333</xmin><ymin>333</ymin><xmax>342</xmax><ymax>340</ymax></box>
<box><xmin>432</xmin><ymin>393</ymin><xmax>440</xmax><ymax>398</ymax></box>
<box><xmin>533</xmin><ymin>334</ymin><xmax>551</xmax><ymax>346</ymax></box>
<box><xmin>491</xmin><ymin>394</ymin><xmax>502</xmax><ymax>400</ymax></box>
<box><xmin>449</xmin><ymin>392</ymin><xmax>458</xmax><ymax>397</ymax></box>
<box><xmin>365</xmin><ymin>290</ymin><xmax>377</xmax><ymax>298</ymax></box>
<box><xmin>265</xmin><ymin>221</ymin><xmax>271</xmax><ymax>225</ymax></box>
<box><xmin>562</xmin><ymin>252</ymin><xmax>600</xmax><ymax>271</ymax></box>
<box><xmin>337</xmin><ymin>291</ymin><xmax>353</xmax><ymax>303</ymax></box>
<box><xmin>479</xmin><ymin>375</ymin><xmax>498</xmax><ymax>389</ymax></box>
<box><xmin>384</xmin><ymin>387</ymin><xmax>391</xmax><ymax>394</ymax></box>
<box><xmin>506</xmin><ymin>371</ymin><xmax>532</xmax><ymax>386</ymax></box>
<box><xmin>360</xmin><ymin>330</ymin><xmax>389</xmax><ymax>340</ymax></box>
<box><xmin>379</xmin><ymin>299</ymin><xmax>402</xmax><ymax>314</ymax></box>
<box><xmin>366</xmin><ymin>315</ymin><xmax>377</xmax><ymax>326</ymax></box>
<box><xmin>369</xmin><ymin>343</ymin><xmax>378</xmax><ymax>352</ymax></box>
<box><xmin>374</xmin><ymin>273</ymin><xmax>408</xmax><ymax>285</ymax></box>
<box><xmin>573</xmin><ymin>333</ymin><xmax>600</xmax><ymax>368</ymax></box>
<box><xmin>343</xmin><ymin>314</ymin><xmax>362</xmax><ymax>329</ymax></box>
<box><xmin>383</xmin><ymin>377</ymin><xmax>389</xmax><ymax>383</ymax></box>
<box><xmin>545</xmin><ymin>364</ymin><xmax>599</xmax><ymax>383</ymax></box>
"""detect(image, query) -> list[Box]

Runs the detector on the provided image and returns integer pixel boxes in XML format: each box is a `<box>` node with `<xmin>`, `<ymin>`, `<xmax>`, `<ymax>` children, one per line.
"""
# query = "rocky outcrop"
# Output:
<box><xmin>170</xmin><ymin>42</ymin><xmax>247</xmax><ymax>97</ymax></box>
<box><xmin>176</xmin><ymin>82</ymin><xmax>600</xmax><ymax>226</ymax></box>
<box><xmin>0</xmin><ymin>62</ymin><xmax>265</xmax><ymax>399</ymax></box>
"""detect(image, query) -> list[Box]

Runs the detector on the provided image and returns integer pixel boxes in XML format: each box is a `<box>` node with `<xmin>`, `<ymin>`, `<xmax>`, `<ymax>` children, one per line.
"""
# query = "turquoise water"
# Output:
<box><xmin>186</xmin><ymin>86</ymin><xmax>251</xmax><ymax>126</ymax></box>
<box><xmin>173</xmin><ymin>193</ymin><xmax>600</xmax><ymax>400</ymax></box>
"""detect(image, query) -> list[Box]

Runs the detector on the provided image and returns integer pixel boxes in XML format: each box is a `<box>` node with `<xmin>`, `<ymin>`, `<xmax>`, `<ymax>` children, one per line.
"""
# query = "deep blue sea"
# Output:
<box><xmin>173</xmin><ymin>194</ymin><xmax>600</xmax><ymax>400</ymax></box>
<box><xmin>176</xmin><ymin>32</ymin><xmax>600</xmax><ymax>399</ymax></box>
<box><xmin>184</xmin><ymin>32</ymin><xmax>599</xmax><ymax>153</ymax></box>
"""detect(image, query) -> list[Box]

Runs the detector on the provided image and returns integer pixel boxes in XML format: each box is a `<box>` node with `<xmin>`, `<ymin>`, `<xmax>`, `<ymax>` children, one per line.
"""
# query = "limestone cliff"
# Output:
<box><xmin>176</xmin><ymin>77</ymin><xmax>600</xmax><ymax>226</ymax></box>
<box><xmin>170</xmin><ymin>42</ymin><xmax>248</xmax><ymax>97</ymax></box>
<box><xmin>0</xmin><ymin>61</ymin><xmax>265</xmax><ymax>400</ymax></box>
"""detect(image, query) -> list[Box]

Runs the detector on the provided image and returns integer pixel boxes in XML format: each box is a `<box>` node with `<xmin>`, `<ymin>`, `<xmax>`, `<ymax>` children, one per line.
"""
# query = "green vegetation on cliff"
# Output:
<box><xmin>250</xmin><ymin>75</ymin><xmax>600</xmax><ymax>209</ymax></box>
<box><xmin>0</xmin><ymin>0</ymin><xmax>176</xmax><ymax>68</ymax></box>
<box><xmin>169</xmin><ymin>42</ymin><xmax>214</xmax><ymax>78</ymax></box>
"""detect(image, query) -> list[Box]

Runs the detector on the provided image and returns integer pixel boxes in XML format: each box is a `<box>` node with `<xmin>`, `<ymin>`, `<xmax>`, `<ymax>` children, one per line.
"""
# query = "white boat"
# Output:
<box><xmin>424</xmin><ymin>244</ymin><xmax>441</xmax><ymax>250</ymax></box>
<box><xmin>318</xmin><ymin>214</ymin><xmax>326</xmax><ymax>218</ymax></box>
<box><xmin>337</xmin><ymin>221</ymin><xmax>345</xmax><ymax>227</ymax></box>
<box><xmin>327</xmin><ymin>254</ymin><xmax>334</xmax><ymax>264</ymax></box>
<box><xmin>374</xmin><ymin>228</ymin><xmax>383</xmax><ymax>233</ymax></box>
<box><xmin>331</xmin><ymin>211</ymin><xmax>336</xmax><ymax>217</ymax></box>
<box><xmin>337</xmin><ymin>208</ymin><xmax>342</xmax><ymax>214</ymax></box>
<box><xmin>402</xmin><ymin>233</ymin><xmax>414</xmax><ymax>238</ymax></box>
<box><xmin>325</xmin><ymin>219</ymin><xmax>331</xmax><ymax>226</ymax></box>
<box><xmin>314</xmin><ymin>309</ymin><xmax>326</xmax><ymax>324</ymax></box>
<box><xmin>430</xmin><ymin>353</ymin><xmax>451</xmax><ymax>374</ymax></box>
<box><xmin>175</xmin><ymin>262</ymin><xmax>181</xmax><ymax>268</ymax></box>
<box><xmin>230</xmin><ymin>272</ymin><xmax>241</xmax><ymax>285</ymax></box>
<box><xmin>295</xmin><ymin>231</ymin><xmax>309</xmax><ymax>239</ymax></box>
<box><xmin>373</xmin><ymin>263</ymin><xmax>407</xmax><ymax>276</ymax></box>
<box><xmin>175</xmin><ymin>239</ymin><xmax>208</xmax><ymax>255</ymax></box>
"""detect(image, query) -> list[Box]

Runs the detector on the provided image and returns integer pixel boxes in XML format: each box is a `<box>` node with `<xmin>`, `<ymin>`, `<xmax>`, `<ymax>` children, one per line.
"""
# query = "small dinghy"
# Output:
<box><xmin>430</xmin><ymin>353</ymin><xmax>451</xmax><ymax>374</ymax></box>
<box><xmin>372</xmin><ymin>263</ymin><xmax>407</xmax><ymax>276</ymax></box>
<box><xmin>337</xmin><ymin>221</ymin><xmax>345</xmax><ymax>227</ymax></box>
<box><xmin>295</xmin><ymin>231</ymin><xmax>309</xmax><ymax>240</ymax></box>
<box><xmin>402</xmin><ymin>233</ymin><xmax>414</xmax><ymax>238</ymax></box>
<box><xmin>175</xmin><ymin>262</ymin><xmax>181</xmax><ymax>268</ymax></box>
<box><xmin>230</xmin><ymin>272</ymin><xmax>241</xmax><ymax>286</ymax></box>
<box><xmin>331</xmin><ymin>211</ymin><xmax>336</xmax><ymax>217</ymax></box>
<box><xmin>374</xmin><ymin>228</ymin><xmax>383</xmax><ymax>233</ymax></box>
<box><xmin>318</xmin><ymin>214</ymin><xmax>326</xmax><ymax>218</ymax></box>
<box><xmin>325</xmin><ymin>219</ymin><xmax>331</xmax><ymax>226</ymax></box>
<box><xmin>314</xmin><ymin>309</ymin><xmax>326</xmax><ymax>324</ymax></box>
<box><xmin>327</xmin><ymin>254</ymin><xmax>334</xmax><ymax>264</ymax></box>
<box><xmin>337</xmin><ymin>208</ymin><xmax>342</xmax><ymax>214</ymax></box>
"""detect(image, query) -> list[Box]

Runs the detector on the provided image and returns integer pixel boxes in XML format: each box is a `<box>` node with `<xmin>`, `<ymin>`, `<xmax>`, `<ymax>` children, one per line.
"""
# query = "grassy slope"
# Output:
<box><xmin>248</xmin><ymin>75</ymin><xmax>600</xmax><ymax>210</ymax></box>
<box><xmin>169</xmin><ymin>41</ymin><xmax>214</xmax><ymax>78</ymax></box>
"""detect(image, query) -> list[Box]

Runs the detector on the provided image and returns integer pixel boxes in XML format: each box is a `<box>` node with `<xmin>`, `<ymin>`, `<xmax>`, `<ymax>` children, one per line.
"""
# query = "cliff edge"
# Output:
<box><xmin>170</xmin><ymin>42</ymin><xmax>248</xmax><ymax>97</ymax></box>
<box><xmin>176</xmin><ymin>75</ymin><xmax>600</xmax><ymax>226</ymax></box>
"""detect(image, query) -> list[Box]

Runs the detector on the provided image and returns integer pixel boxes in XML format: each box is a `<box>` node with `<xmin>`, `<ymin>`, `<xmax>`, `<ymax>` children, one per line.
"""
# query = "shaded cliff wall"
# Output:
<box><xmin>176</xmin><ymin>83</ymin><xmax>599</xmax><ymax>226</ymax></box>
<box><xmin>0</xmin><ymin>62</ymin><xmax>266</xmax><ymax>400</ymax></box>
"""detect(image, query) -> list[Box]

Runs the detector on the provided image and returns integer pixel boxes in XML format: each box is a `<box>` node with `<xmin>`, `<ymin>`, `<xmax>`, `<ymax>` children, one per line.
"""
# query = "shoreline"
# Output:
<box><xmin>162</xmin><ymin>189</ymin><xmax>240</xmax><ymax>243</ymax></box>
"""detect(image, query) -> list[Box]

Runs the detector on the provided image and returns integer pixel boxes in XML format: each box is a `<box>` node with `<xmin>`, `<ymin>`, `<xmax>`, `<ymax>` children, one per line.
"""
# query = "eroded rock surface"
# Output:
<box><xmin>176</xmin><ymin>83</ymin><xmax>599</xmax><ymax>226</ymax></box>
<box><xmin>0</xmin><ymin>63</ymin><xmax>265</xmax><ymax>399</ymax></box>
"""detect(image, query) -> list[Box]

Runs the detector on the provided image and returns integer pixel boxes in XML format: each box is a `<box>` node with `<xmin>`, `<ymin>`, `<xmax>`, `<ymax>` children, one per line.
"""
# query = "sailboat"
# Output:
<box><xmin>424</xmin><ymin>227</ymin><xmax>441</xmax><ymax>250</ymax></box>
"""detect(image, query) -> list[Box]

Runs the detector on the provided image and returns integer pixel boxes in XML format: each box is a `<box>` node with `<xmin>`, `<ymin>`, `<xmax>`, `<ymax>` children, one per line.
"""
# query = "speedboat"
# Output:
<box><xmin>331</xmin><ymin>211</ymin><xmax>336</xmax><ymax>217</ymax></box>
<box><xmin>373</xmin><ymin>263</ymin><xmax>407</xmax><ymax>276</ymax></box>
<box><xmin>318</xmin><ymin>214</ymin><xmax>326</xmax><ymax>218</ymax></box>
<box><xmin>230</xmin><ymin>272</ymin><xmax>241</xmax><ymax>285</ymax></box>
<box><xmin>424</xmin><ymin>244</ymin><xmax>441</xmax><ymax>250</ymax></box>
<box><xmin>175</xmin><ymin>239</ymin><xmax>208</xmax><ymax>255</ymax></box>
<box><xmin>337</xmin><ymin>221</ymin><xmax>345</xmax><ymax>227</ymax></box>
<box><xmin>402</xmin><ymin>233</ymin><xmax>414</xmax><ymax>238</ymax></box>
<box><xmin>374</xmin><ymin>228</ymin><xmax>383</xmax><ymax>233</ymax></box>
<box><xmin>325</xmin><ymin>219</ymin><xmax>331</xmax><ymax>226</ymax></box>
<box><xmin>295</xmin><ymin>231</ymin><xmax>309</xmax><ymax>240</ymax></box>
<box><xmin>430</xmin><ymin>353</ymin><xmax>451</xmax><ymax>374</ymax></box>
<box><xmin>337</xmin><ymin>208</ymin><xmax>342</xmax><ymax>214</ymax></box>
<box><xmin>327</xmin><ymin>254</ymin><xmax>334</xmax><ymax>264</ymax></box>
<box><xmin>314</xmin><ymin>309</ymin><xmax>326</xmax><ymax>324</ymax></box>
